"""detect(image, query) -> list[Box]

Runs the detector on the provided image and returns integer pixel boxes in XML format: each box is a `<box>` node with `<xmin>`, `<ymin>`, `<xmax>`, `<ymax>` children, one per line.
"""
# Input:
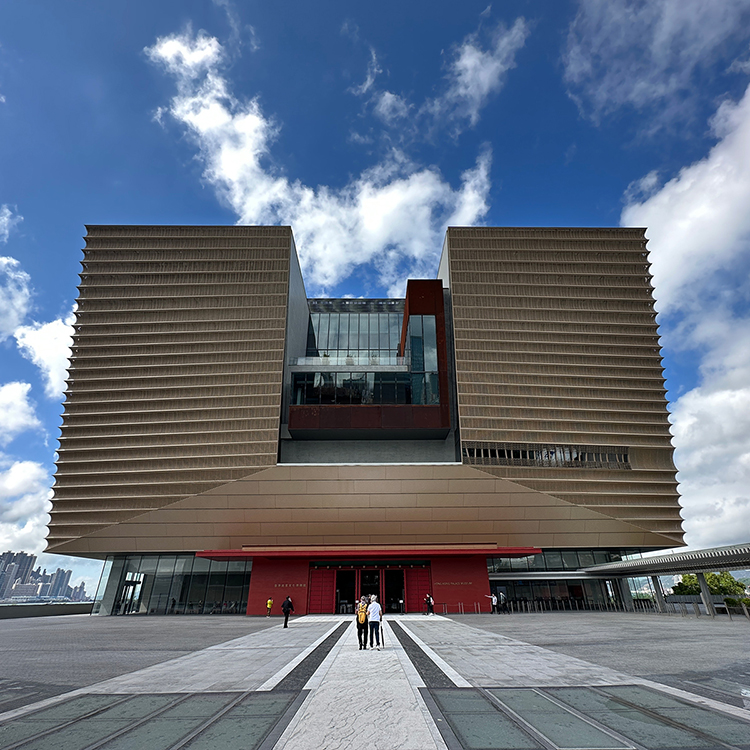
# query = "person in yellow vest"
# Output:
<box><xmin>266</xmin><ymin>597</ymin><xmax>273</xmax><ymax>617</ymax></box>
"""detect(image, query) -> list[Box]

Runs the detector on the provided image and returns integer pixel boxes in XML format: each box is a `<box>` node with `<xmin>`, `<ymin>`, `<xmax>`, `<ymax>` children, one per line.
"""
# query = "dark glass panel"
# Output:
<box><xmin>544</xmin><ymin>550</ymin><xmax>563</xmax><ymax>570</ymax></box>
<box><xmin>369</xmin><ymin>313</ymin><xmax>379</xmax><ymax>349</ymax></box>
<box><xmin>577</xmin><ymin>551</ymin><xmax>595</xmax><ymax>569</ymax></box>
<box><xmin>411</xmin><ymin>374</ymin><xmax>425</xmax><ymax>404</ymax></box>
<box><xmin>423</xmin><ymin>315</ymin><xmax>438</xmax><ymax>371</ymax></box>
<box><xmin>379</xmin><ymin>313</ymin><xmax>390</xmax><ymax>349</ymax></box>
<box><xmin>389</xmin><ymin>313</ymin><xmax>401</xmax><ymax>350</ymax></box>
<box><xmin>396</xmin><ymin>373</ymin><xmax>410</xmax><ymax>404</ymax></box>
<box><xmin>510</xmin><ymin>556</ymin><xmax>529</xmax><ymax>571</ymax></box>
<box><xmin>528</xmin><ymin>553</ymin><xmax>546</xmax><ymax>571</ymax></box>
<box><xmin>363</xmin><ymin>372</ymin><xmax>375</xmax><ymax>404</ymax></box>
<box><xmin>320</xmin><ymin>373</ymin><xmax>335</xmax><ymax>404</ymax></box>
<box><xmin>425</xmin><ymin>373</ymin><xmax>440</xmax><ymax>404</ymax></box>
<box><xmin>136</xmin><ymin>556</ymin><xmax>159</xmax><ymax>615</ymax></box>
<box><xmin>328</xmin><ymin>314</ymin><xmax>339</xmax><ymax>351</ymax></box>
<box><xmin>317</xmin><ymin>314</ymin><xmax>329</xmax><ymax>352</ymax></box>
<box><xmin>94</xmin><ymin>557</ymin><xmax>123</xmax><ymax>616</ymax></box>
<box><xmin>358</xmin><ymin>315</ymin><xmax>369</xmax><ymax>349</ymax></box>
<box><xmin>348</xmin><ymin>314</ymin><xmax>358</xmax><ymax>351</ymax></box>
<box><xmin>592</xmin><ymin>550</ymin><xmax>611</xmax><ymax>566</ymax></box>
<box><xmin>335</xmin><ymin>372</ymin><xmax>350</xmax><ymax>404</ymax></box>
<box><xmin>167</xmin><ymin>555</ymin><xmax>194</xmax><ymax>614</ymax></box>
<box><xmin>185</xmin><ymin>556</ymin><xmax>210</xmax><ymax>614</ymax></box>
<box><xmin>561</xmin><ymin>551</ymin><xmax>580</xmax><ymax>570</ymax></box>
<box><xmin>222</xmin><ymin>561</ymin><xmax>248</xmax><ymax>615</ymax></box>
<box><xmin>147</xmin><ymin>556</ymin><xmax>176</xmax><ymax>614</ymax></box>
<box><xmin>338</xmin><ymin>313</ymin><xmax>349</xmax><ymax>350</ymax></box>
<box><xmin>203</xmin><ymin>560</ymin><xmax>229</xmax><ymax>614</ymax></box>
<box><xmin>347</xmin><ymin>372</ymin><xmax>366</xmax><ymax>404</ymax></box>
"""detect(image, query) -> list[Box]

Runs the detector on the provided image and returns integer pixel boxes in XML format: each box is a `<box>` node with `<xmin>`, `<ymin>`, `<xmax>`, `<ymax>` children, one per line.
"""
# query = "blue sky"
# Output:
<box><xmin>2</xmin><ymin>0</ymin><xmax>750</xmax><ymax>591</ymax></box>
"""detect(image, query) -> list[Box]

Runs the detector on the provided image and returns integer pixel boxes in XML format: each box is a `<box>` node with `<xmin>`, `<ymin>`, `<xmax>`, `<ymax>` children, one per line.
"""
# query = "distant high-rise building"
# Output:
<box><xmin>48</xmin><ymin>568</ymin><xmax>73</xmax><ymax>598</ymax></box>
<box><xmin>0</xmin><ymin>563</ymin><xmax>19</xmax><ymax>599</ymax></box>
<box><xmin>0</xmin><ymin>551</ymin><xmax>37</xmax><ymax>586</ymax></box>
<box><xmin>49</xmin><ymin>226</ymin><xmax>683</xmax><ymax>616</ymax></box>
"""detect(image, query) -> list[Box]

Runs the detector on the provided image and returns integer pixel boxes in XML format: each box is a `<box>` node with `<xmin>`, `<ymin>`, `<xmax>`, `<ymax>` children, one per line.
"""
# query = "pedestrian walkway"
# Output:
<box><xmin>0</xmin><ymin>614</ymin><xmax>748</xmax><ymax>750</ymax></box>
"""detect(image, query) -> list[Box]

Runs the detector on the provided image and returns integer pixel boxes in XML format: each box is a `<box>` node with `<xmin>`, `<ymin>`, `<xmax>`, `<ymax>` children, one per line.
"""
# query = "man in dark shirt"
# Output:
<box><xmin>281</xmin><ymin>596</ymin><xmax>294</xmax><ymax>628</ymax></box>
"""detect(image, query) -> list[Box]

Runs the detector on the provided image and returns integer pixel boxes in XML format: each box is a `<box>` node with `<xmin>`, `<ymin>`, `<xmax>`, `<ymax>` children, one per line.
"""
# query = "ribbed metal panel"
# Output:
<box><xmin>48</xmin><ymin>226</ymin><xmax>292</xmax><ymax>551</ymax></box>
<box><xmin>444</xmin><ymin>227</ymin><xmax>683</xmax><ymax>543</ymax></box>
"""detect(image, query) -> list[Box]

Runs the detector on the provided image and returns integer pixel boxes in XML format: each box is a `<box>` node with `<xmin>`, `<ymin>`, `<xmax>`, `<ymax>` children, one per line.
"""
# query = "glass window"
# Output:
<box><xmin>544</xmin><ymin>550</ymin><xmax>563</xmax><ymax>570</ymax></box>
<box><xmin>358</xmin><ymin>315</ymin><xmax>369</xmax><ymax>349</ymax></box>
<box><xmin>320</xmin><ymin>373</ymin><xmax>335</xmax><ymax>404</ymax></box>
<box><xmin>561</xmin><ymin>550</ymin><xmax>579</xmax><ymax>570</ymax></box>
<box><xmin>223</xmin><ymin>561</ymin><xmax>248</xmax><ymax>614</ymax></box>
<box><xmin>328</xmin><ymin>314</ymin><xmax>339</xmax><ymax>352</ymax></box>
<box><xmin>146</xmin><ymin>556</ymin><xmax>176</xmax><ymax>614</ymax></box>
<box><xmin>577</xmin><ymin>551</ymin><xmax>595</xmax><ymax>569</ymax></box>
<box><xmin>396</xmin><ymin>373</ymin><xmax>410</xmax><ymax>404</ymax></box>
<box><xmin>411</xmin><ymin>374</ymin><xmax>425</xmax><ymax>404</ymax></box>
<box><xmin>425</xmin><ymin>373</ymin><xmax>440</xmax><ymax>404</ymax></box>
<box><xmin>168</xmin><ymin>555</ymin><xmax>195</xmax><ymax>614</ymax></box>
<box><xmin>528</xmin><ymin>553</ymin><xmax>546</xmax><ymax>571</ymax></box>
<box><xmin>203</xmin><ymin>560</ymin><xmax>229</xmax><ymax>614</ymax></box>
<box><xmin>379</xmin><ymin>313</ymin><xmax>390</xmax><ymax>349</ymax></box>
<box><xmin>592</xmin><ymin>550</ymin><xmax>611</xmax><ymax>566</ymax></box>
<box><xmin>348</xmin><ymin>314</ymin><xmax>358</xmax><ymax>351</ymax></box>
<box><xmin>335</xmin><ymin>372</ymin><xmax>350</xmax><ymax>404</ymax></box>
<box><xmin>338</xmin><ymin>314</ymin><xmax>349</xmax><ymax>350</ymax></box>
<box><xmin>317</xmin><ymin>313</ymin><xmax>329</xmax><ymax>352</ymax></box>
<box><xmin>363</xmin><ymin>372</ymin><xmax>375</xmax><ymax>404</ymax></box>
<box><xmin>347</xmin><ymin>372</ymin><xmax>366</xmax><ymax>404</ymax></box>
<box><xmin>390</xmin><ymin>314</ymin><xmax>401</xmax><ymax>350</ymax></box>
<box><xmin>369</xmin><ymin>313</ymin><xmax>380</xmax><ymax>349</ymax></box>
<box><xmin>305</xmin><ymin>318</ymin><xmax>318</xmax><ymax>356</ymax></box>
<box><xmin>510</xmin><ymin>556</ymin><xmax>529</xmax><ymax>571</ymax></box>
<box><xmin>423</xmin><ymin>315</ymin><xmax>438</xmax><ymax>371</ymax></box>
<box><xmin>185</xmin><ymin>557</ymin><xmax>210</xmax><ymax>614</ymax></box>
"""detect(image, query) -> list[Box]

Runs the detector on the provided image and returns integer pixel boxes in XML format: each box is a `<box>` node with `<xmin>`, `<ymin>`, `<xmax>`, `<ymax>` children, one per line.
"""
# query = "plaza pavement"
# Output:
<box><xmin>0</xmin><ymin>612</ymin><xmax>749</xmax><ymax>749</ymax></box>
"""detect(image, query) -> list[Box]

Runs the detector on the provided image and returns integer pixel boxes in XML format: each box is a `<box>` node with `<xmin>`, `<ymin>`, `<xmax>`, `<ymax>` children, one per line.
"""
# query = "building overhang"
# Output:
<box><xmin>582</xmin><ymin>542</ymin><xmax>750</xmax><ymax>577</ymax></box>
<box><xmin>197</xmin><ymin>544</ymin><xmax>542</xmax><ymax>561</ymax></box>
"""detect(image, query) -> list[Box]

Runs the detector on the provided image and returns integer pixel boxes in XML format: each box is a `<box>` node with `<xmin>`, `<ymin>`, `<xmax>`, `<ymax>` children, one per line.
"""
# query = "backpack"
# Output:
<box><xmin>357</xmin><ymin>602</ymin><xmax>368</xmax><ymax>624</ymax></box>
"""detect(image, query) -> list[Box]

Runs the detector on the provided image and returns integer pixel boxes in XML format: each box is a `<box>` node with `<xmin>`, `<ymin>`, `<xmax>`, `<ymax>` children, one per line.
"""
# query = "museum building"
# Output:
<box><xmin>47</xmin><ymin>225</ymin><xmax>684</xmax><ymax>615</ymax></box>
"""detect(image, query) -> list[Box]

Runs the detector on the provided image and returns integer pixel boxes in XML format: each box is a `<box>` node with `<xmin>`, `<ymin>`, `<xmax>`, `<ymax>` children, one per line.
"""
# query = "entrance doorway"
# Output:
<box><xmin>319</xmin><ymin>563</ymin><xmax>427</xmax><ymax>614</ymax></box>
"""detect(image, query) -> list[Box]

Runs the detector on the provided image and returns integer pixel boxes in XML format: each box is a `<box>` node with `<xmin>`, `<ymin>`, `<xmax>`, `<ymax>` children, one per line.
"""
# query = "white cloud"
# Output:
<box><xmin>356</xmin><ymin>17</ymin><xmax>528</xmax><ymax>138</ymax></box>
<box><xmin>622</xmin><ymin>82</ymin><xmax>750</xmax><ymax>548</ymax></box>
<box><xmin>564</xmin><ymin>0</ymin><xmax>750</xmax><ymax>123</ymax></box>
<box><xmin>146</xmin><ymin>30</ymin><xmax>492</xmax><ymax>295</ymax></box>
<box><xmin>14</xmin><ymin>307</ymin><xmax>76</xmax><ymax>398</ymax></box>
<box><xmin>0</xmin><ymin>256</ymin><xmax>32</xmax><ymax>342</ymax></box>
<box><xmin>0</xmin><ymin>205</ymin><xmax>22</xmax><ymax>243</ymax></box>
<box><xmin>431</xmin><ymin>17</ymin><xmax>529</xmax><ymax>130</ymax></box>
<box><xmin>0</xmin><ymin>382</ymin><xmax>41</xmax><ymax>446</ymax></box>
<box><xmin>0</xmin><ymin>457</ymin><xmax>51</xmax><ymax>558</ymax></box>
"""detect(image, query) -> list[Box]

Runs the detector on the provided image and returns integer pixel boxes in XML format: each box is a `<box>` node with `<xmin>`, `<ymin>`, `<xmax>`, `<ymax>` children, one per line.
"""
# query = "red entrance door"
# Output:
<box><xmin>405</xmin><ymin>567</ymin><xmax>431</xmax><ymax>613</ymax></box>
<box><xmin>308</xmin><ymin>569</ymin><xmax>335</xmax><ymax>614</ymax></box>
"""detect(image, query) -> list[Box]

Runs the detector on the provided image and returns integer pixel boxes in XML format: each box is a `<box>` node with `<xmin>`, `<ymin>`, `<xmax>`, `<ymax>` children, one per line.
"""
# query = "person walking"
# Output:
<box><xmin>281</xmin><ymin>596</ymin><xmax>294</xmax><ymax>628</ymax></box>
<box><xmin>424</xmin><ymin>593</ymin><xmax>434</xmax><ymax>616</ymax></box>
<box><xmin>266</xmin><ymin>597</ymin><xmax>273</xmax><ymax>617</ymax></box>
<box><xmin>355</xmin><ymin>596</ymin><xmax>369</xmax><ymax>650</ymax></box>
<box><xmin>485</xmin><ymin>592</ymin><xmax>498</xmax><ymax>614</ymax></box>
<box><xmin>498</xmin><ymin>591</ymin><xmax>509</xmax><ymax>614</ymax></box>
<box><xmin>367</xmin><ymin>594</ymin><xmax>383</xmax><ymax>650</ymax></box>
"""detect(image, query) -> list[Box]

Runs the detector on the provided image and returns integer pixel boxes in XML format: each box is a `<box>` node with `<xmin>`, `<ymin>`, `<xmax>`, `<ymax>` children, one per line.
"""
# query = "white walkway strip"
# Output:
<box><xmin>397</xmin><ymin>621</ymin><xmax>473</xmax><ymax>688</ymax></box>
<box><xmin>256</xmin><ymin>619</ymin><xmax>347</xmax><ymax>691</ymax></box>
<box><xmin>274</xmin><ymin>618</ymin><xmax>448</xmax><ymax>750</ymax></box>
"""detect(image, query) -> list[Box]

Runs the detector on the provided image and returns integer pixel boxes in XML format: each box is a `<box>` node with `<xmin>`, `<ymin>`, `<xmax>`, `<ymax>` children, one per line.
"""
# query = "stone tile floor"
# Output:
<box><xmin>0</xmin><ymin>612</ymin><xmax>749</xmax><ymax>749</ymax></box>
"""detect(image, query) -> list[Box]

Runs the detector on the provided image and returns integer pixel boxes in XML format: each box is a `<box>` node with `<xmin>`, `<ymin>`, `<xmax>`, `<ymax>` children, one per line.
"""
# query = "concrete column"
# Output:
<box><xmin>651</xmin><ymin>575</ymin><xmax>667</xmax><ymax>613</ymax></box>
<box><xmin>696</xmin><ymin>572</ymin><xmax>716</xmax><ymax>617</ymax></box>
<box><xmin>617</xmin><ymin>578</ymin><xmax>634</xmax><ymax>611</ymax></box>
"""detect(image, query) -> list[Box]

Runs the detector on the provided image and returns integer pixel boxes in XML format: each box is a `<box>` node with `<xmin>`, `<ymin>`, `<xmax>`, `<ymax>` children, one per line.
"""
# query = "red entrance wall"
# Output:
<box><xmin>405</xmin><ymin>568</ymin><xmax>431</xmax><ymax>613</ymax></box>
<box><xmin>246</xmin><ymin>557</ymin><xmax>310</xmax><ymax>616</ymax></box>
<box><xmin>430</xmin><ymin>556</ymin><xmax>491</xmax><ymax>613</ymax></box>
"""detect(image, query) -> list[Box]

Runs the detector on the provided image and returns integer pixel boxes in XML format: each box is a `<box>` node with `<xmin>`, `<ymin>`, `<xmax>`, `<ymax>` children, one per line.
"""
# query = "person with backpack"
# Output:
<box><xmin>281</xmin><ymin>596</ymin><xmax>294</xmax><ymax>628</ymax></box>
<box><xmin>355</xmin><ymin>596</ymin><xmax>369</xmax><ymax>649</ymax></box>
<box><xmin>424</xmin><ymin>593</ymin><xmax>434</xmax><ymax>616</ymax></box>
<box><xmin>367</xmin><ymin>595</ymin><xmax>383</xmax><ymax>650</ymax></box>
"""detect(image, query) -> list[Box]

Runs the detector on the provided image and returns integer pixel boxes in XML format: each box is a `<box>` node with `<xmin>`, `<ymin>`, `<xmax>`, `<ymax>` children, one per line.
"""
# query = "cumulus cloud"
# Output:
<box><xmin>0</xmin><ymin>383</ymin><xmax>41</xmax><ymax>446</ymax></box>
<box><xmin>0</xmin><ymin>256</ymin><xmax>32</xmax><ymax>343</ymax></box>
<box><xmin>564</xmin><ymin>0</ymin><xmax>750</xmax><ymax>123</ymax></box>
<box><xmin>146</xmin><ymin>30</ymin><xmax>492</xmax><ymax>295</ymax></box>
<box><xmin>0</xmin><ymin>205</ymin><xmax>22</xmax><ymax>243</ymax></box>
<box><xmin>0</xmin><ymin>457</ymin><xmax>51</xmax><ymax>552</ymax></box>
<box><xmin>359</xmin><ymin>17</ymin><xmax>528</xmax><ymax>138</ymax></box>
<box><xmin>14</xmin><ymin>307</ymin><xmax>76</xmax><ymax>398</ymax></box>
<box><xmin>622</xmin><ymin>83</ymin><xmax>750</xmax><ymax>548</ymax></box>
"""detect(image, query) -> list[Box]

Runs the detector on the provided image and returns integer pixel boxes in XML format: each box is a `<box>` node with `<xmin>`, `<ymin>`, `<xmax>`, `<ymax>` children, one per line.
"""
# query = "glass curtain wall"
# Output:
<box><xmin>92</xmin><ymin>554</ymin><xmax>252</xmax><ymax>615</ymax></box>
<box><xmin>405</xmin><ymin>315</ymin><xmax>439</xmax><ymax>404</ymax></box>
<box><xmin>308</xmin><ymin>312</ymin><xmax>402</xmax><ymax>361</ymax></box>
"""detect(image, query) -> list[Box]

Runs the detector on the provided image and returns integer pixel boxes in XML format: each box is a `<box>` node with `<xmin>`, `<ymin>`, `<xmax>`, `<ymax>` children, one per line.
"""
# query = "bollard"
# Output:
<box><xmin>474</xmin><ymin>602</ymin><xmax>480</xmax><ymax>614</ymax></box>
<box><xmin>742</xmin><ymin>602</ymin><xmax>750</xmax><ymax>621</ymax></box>
<box><xmin>693</xmin><ymin>602</ymin><xmax>701</xmax><ymax>617</ymax></box>
<box><xmin>458</xmin><ymin>602</ymin><xmax>465</xmax><ymax>615</ymax></box>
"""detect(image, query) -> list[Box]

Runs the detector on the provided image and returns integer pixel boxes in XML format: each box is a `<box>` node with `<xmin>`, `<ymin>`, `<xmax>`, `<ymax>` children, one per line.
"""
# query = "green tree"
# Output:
<box><xmin>672</xmin><ymin>572</ymin><xmax>746</xmax><ymax>596</ymax></box>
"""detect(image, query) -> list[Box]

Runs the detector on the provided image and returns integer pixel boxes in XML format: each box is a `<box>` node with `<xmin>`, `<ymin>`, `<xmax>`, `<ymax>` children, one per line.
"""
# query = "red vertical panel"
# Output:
<box><xmin>308</xmin><ymin>569</ymin><xmax>336</xmax><ymax>614</ymax></box>
<box><xmin>246</xmin><ymin>557</ymin><xmax>311</xmax><ymax>616</ymax></box>
<box><xmin>405</xmin><ymin>567</ymin><xmax>431</xmax><ymax>614</ymax></box>
<box><xmin>430</xmin><ymin>556</ymin><xmax>491</xmax><ymax>614</ymax></box>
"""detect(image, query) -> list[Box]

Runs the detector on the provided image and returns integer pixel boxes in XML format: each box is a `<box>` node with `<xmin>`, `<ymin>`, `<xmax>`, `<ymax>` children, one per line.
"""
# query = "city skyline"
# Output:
<box><xmin>2</xmin><ymin>2</ymin><xmax>750</xmax><ymax>588</ymax></box>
